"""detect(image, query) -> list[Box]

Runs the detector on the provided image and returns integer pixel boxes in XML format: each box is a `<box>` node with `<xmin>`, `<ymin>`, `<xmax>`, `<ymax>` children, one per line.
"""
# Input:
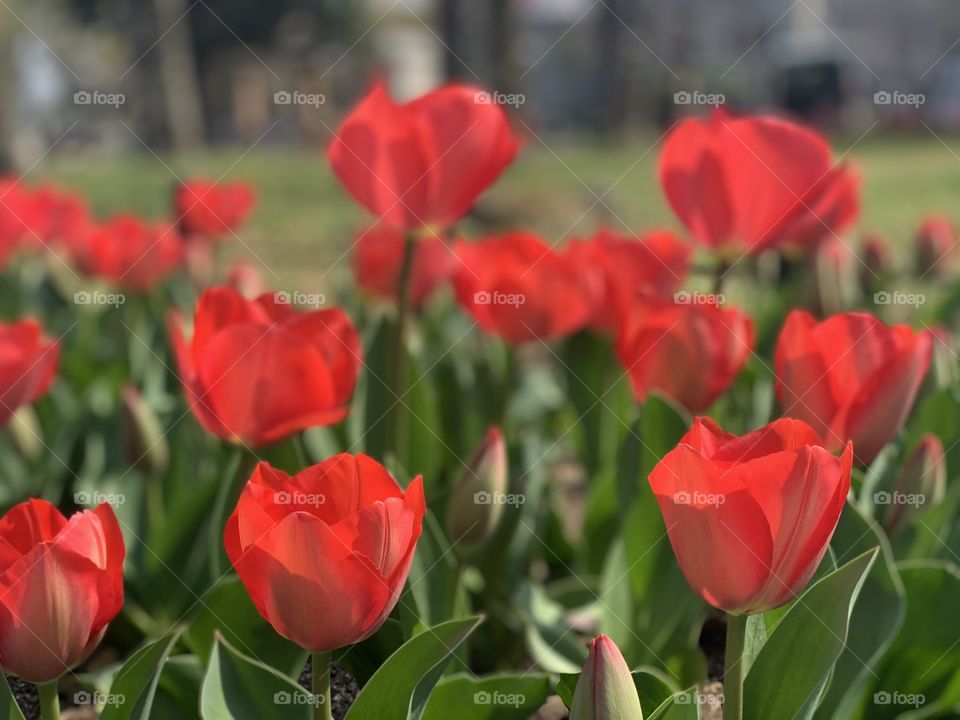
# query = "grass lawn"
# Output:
<box><xmin>25</xmin><ymin>130</ymin><xmax>960</xmax><ymax>290</ymax></box>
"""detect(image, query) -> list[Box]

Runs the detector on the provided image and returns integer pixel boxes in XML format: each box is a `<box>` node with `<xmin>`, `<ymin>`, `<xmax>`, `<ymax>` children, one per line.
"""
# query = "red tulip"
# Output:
<box><xmin>72</xmin><ymin>215</ymin><xmax>184</xmax><ymax>291</ymax></box>
<box><xmin>24</xmin><ymin>185</ymin><xmax>91</xmax><ymax>249</ymax></box>
<box><xmin>168</xmin><ymin>286</ymin><xmax>361</xmax><ymax>446</ymax></box>
<box><xmin>660</xmin><ymin>110</ymin><xmax>858</xmax><ymax>254</ymax></box>
<box><xmin>775</xmin><ymin>310</ymin><xmax>932</xmax><ymax>464</ymax></box>
<box><xmin>353</xmin><ymin>225</ymin><xmax>456</xmax><ymax>308</ymax></box>
<box><xmin>328</xmin><ymin>81</ymin><xmax>520</xmax><ymax>230</ymax></box>
<box><xmin>914</xmin><ymin>216</ymin><xmax>955</xmax><ymax>276</ymax></box>
<box><xmin>0</xmin><ymin>499</ymin><xmax>124</xmax><ymax>682</ymax></box>
<box><xmin>563</xmin><ymin>228</ymin><xmax>691</xmax><ymax>331</ymax></box>
<box><xmin>0</xmin><ymin>319</ymin><xmax>59</xmax><ymax>426</ymax></box>
<box><xmin>860</xmin><ymin>233</ymin><xmax>892</xmax><ymax>290</ymax></box>
<box><xmin>224</xmin><ymin>454</ymin><xmax>425</xmax><ymax>651</ymax></box>
<box><xmin>615</xmin><ymin>298</ymin><xmax>754</xmax><ymax>413</ymax></box>
<box><xmin>175</xmin><ymin>180</ymin><xmax>255</xmax><ymax>240</ymax></box>
<box><xmin>649</xmin><ymin>416</ymin><xmax>852</xmax><ymax>614</ymax></box>
<box><xmin>452</xmin><ymin>231</ymin><xmax>593</xmax><ymax>343</ymax></box>
<box><xmin>226</xmin><ymin>261</ymin><xmax>266</xmax><ymax>298</ymax></box>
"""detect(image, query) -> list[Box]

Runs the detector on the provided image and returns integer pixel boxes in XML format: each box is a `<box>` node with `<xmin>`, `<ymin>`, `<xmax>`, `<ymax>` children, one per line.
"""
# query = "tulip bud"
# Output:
<box><xmin>226</xmin><ymin>261</ymin><xmax>265</xmax><ymax>298</ymax></box>
<box><xmin>813</xmin><ymin>236</ymin><xmax>857</xmax><ymax>315</ymax></box>
<box><xmin>914</xmin><ymin>217</ymin><xmax>955</xmax><ymax>277</ymax></box>
<box><xmin>570</xmin><ymin>635</ymin><xmax>643</xmax><ymax>720</ymax></box>
<box><xmin>446</xmin><ymin>427</ymin><xmax>507</xmax><ymax>548</ymax></box>
<box><xmin>884</xmin><ymin>434</ymin><xmax>947</xmax><ymax>534</ymax></box>
<box><xmin>859</xmin><ymin>233</ymin><xmax>892</xmax><ymax>292</ymax></box>
<box><xmin>121</xmin><ymin>386</ymin><xmax>169</xmax><ymax>475</ymax></box>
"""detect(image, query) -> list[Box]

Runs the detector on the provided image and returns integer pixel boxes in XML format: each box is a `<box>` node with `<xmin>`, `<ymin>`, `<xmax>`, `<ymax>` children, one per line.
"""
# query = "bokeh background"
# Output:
<box><xmin>2</xmin><ymin>0</ymin><xmax>960</xmax><ymax>288</ymax></box>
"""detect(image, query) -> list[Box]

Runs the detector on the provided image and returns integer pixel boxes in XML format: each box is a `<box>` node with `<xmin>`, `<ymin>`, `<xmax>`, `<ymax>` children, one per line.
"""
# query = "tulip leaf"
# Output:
<box><xmin>556</xmin><ymin>668</ymin><xmax>677</xmax><ymax>711</ymax></box>
<box><xmin>0</xmin><ymin>674</ymin><xmax>25</xmax><ymax>720</ymax></box>
<box><xmin>101</xmin><ymin>630</ymin><xmax>181</xmax><ymax>720</ymax></box>
<box><xmin>421</xmin><ymin>673</ymin><xmax>551</xmax><ymax>719</ymax></box>
<box><xmin>184</xmin><ymin>576</ymin><xmax>308</xmax><ymax>678</ymax></box>
<box><xmin>743</xmin><ymin>548</ymin><xmax>878</xmax><ymax>720</ymax></box>
<box><xmin>345</xmin><ymin>615</ymin><xmax>484</xmax><ymax>720</ymax></box>
<box><xmin>200</xmin><ymin>633</ymin><xmax>313</xmax><ymax>720</ymax></box>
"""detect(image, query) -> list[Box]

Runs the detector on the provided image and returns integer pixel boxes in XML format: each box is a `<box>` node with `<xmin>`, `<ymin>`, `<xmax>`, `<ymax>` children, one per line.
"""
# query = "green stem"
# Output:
<box><xmin>311</xmin><ymin>650</ymin><xmax>333</xmax><ymax>720</ymax></box>
<box><xmin>37</xmin><ymin>681</ymin><xmax>60</xmax><ymax>720</ymax></box>
<box><xmin>713</xmin><ymin>258</ymin><xmax>730</xmax><ymax>296</ymax></box>
<box><xmin>389</xmin><ymin>233</ymin><xmax>417</xmax><ymax>452</ymax></box>
<box><xmin>723</xmin><ymin>613</ymin><xmax>748</xmax><ymax>720</ymax></box>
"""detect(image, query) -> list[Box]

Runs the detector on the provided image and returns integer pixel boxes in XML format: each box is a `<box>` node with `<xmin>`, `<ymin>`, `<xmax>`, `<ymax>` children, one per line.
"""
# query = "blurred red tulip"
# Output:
<box><xmin>564</xmin><ymin>228</ymin><xmax>691</xmax><ymax>331</ymax></box>
<box><xmin>452</xmin><ymin>231</ymin><xmax>593</xmax><ymax>343</ymax></box>
<box><xmin>0</xmin><ymin>499</ymin><xmax>124</xmax><ymax>682</ymax></box>
<box><xmin>649</xmin><ymin>416</ymin><xmax>852</xmax><ymax>614</ymax></box>
<box><xmin>353</xmin><ymin>225</ymin><xmax>456</xmax><ymax>308</ymax></box>
<box><xmin>25</xmin><ymin>185</ymin><xmax>91</xmax><ymax>249</ymax></box>
<box><xmin>616</xmin><ymin>298</ymin><xmax>754</xmax><ymax>413</ymax></box>
<box><xmin>226</xmin><ymin>261</ymin><xmax>266</xmax><ymax>298</ymax></box>
<box><xmin>175</xmin><ymin>180</ymin><xmax>255</xmax><ymax>240</ymax></box>
<box><xmin>328</xmin><ymin>81</ymin><xmax>520</xmax><ymax>230</ymax></box>
<box><xmin>859</xmin><ymin>233</ymin><xmax>892</xmax><ymax>290</ymax></box>
<box><xmin>72</xmin><ymin>215</ymin><xmax>184</xmax><ymax>291</ymax></box>
<box><xmin>168</xmin><ymin>286</ymin><xmax>361</xmax><ymax>446</ymax></box>
<box><xmin>660</xmin><ymin>110</ymin><xmax>858</xmax><ymax>255</ymax></box>
<box><xmin>914</xmin><ymin>216</ymin><xmax>955</xmax><ymax>276</ymax></box>
<box><xmin>0</xmin><ymin>319</ymin><xmax>59</xmax><ymax>426</ymax></box>
<box><xmin>224</xmin><ymin>454</ymin><xmax>425</xmax><ymax>651</ymax></box>
<box><xmin>775</xmin><ymin>310</ymin><xmax>932</xmax><ymax>464</ymax></box>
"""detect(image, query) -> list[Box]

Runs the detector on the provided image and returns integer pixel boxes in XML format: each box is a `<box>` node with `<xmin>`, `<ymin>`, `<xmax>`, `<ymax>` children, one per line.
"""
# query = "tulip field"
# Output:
<box><xmin>1</xmin><ymin>80</ymin><xmax>960</xmax><ymax>720</ymax></box>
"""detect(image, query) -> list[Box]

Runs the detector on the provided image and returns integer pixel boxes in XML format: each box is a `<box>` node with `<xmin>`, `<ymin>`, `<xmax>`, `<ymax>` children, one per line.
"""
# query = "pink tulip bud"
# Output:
<box><xmin>570</xmin><ymin>635</ymin><xmax>643</xmax><ymax>720</ymax></box>
<box><xmin>446</xmin><ymin>427</ymin><xmax>508</xmax><ymax>547</ymax></box>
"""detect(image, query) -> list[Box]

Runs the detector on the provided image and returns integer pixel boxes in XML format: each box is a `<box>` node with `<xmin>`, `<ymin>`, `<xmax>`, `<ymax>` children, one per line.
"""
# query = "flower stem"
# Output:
<box><xmin>37</xmin><ymin>681</ymin><xmax>60</xmax><ymax>720</ymax></box>
<box><xmin>312</xmin><ymin>650</ymin><xmax>333</xmax><ymax>720</ymax></box>
<box><xmin>723</xmin><ymin>613</ymin><xmax>747</xmax><ymax>720</ymax></box>
<box><xmin>389</xmin><ymin>232</ymin><xmax>417</xmax><ymax>451</ymax></box>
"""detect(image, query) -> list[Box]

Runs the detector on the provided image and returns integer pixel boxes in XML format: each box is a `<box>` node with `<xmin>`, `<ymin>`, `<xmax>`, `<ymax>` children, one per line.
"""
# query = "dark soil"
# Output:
<box><xmin>8</xmin><ymin>676</ymin><xmax>38</xmax><ymax>720</ymax></box>
<box><xmin>298</xmin><ymin>656</ymin><xmax>359</xmax><ymax>720</ymax></box>
<box><xmin>699</xmin><ymin>612</ymin><xmax>727</xmax><ymax>681</ymax></box>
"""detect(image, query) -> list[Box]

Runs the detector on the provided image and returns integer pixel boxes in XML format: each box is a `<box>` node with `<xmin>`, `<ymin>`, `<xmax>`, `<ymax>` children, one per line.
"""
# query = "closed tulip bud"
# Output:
<box><xmin>121</xmin><ymin>386</ymin><xmax>169</xmax><ymax>475</ymax></box>
<box><xmin>446</xmin><ymin>427</ymin><xmax>507</xmax><ymax>547</ymax></box>
<box><xmin>570</xmin><ymin>635</ymin><xmax>643</xmax><ymax>720</ymax></box>
<box><xmin>885</xmin><ymin>434</ymin><xmax>947</xmax><ymax>534</ymax></box>
<box><xmin>914</xmin><ymin>216</ymin><xmax>955</xmax><ymax>277</ymax></box>
<box><xmin>860</xmin><ymin>233</ymin><xmax>892</xmax><ymax>291</ymax></box>
<box><xmin>813</xmin><ymin>236</ymin><xmax>857</xmax><ymax>316</ymax></box>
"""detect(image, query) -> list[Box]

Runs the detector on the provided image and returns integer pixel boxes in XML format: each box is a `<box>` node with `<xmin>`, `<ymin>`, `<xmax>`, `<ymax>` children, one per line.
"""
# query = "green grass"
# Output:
<box><xmin>26</xmin><ymin>132</ymin><xmax>960</xmax><ymax>289</ymax></box>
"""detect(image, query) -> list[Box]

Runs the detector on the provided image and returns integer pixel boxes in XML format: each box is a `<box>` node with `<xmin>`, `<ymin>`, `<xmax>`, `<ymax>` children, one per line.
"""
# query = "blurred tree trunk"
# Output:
<box><xmin>595</xmin><ymin>0</ymin><xmax>628</xmax><ymax>132</ymax></box>
<box><xmin>489</xmin><ymin>0</ymin><xmax>514</xmax><ymax>93</ymax></box>
<box><xmin>152</xmin><ymin>0</ymin><xmax>205</xmax><ymax>149</ymax></box>
<box><xmin>0</xmin><ymin>6</ymin><xmax>17</xmax><ymax>171</ymax></box>
<box><xmin>439</xmin><ymin>0</ymin><xmax>466</xmax><ymax>80</ymax></box>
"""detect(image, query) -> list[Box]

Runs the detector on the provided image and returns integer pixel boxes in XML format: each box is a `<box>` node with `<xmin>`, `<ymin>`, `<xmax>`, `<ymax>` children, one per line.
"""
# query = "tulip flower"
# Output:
<box><xmin>659</xmin><ymin>109</ymin><xmax>858</xmax><ymax>255</ymax></box>
<box><xmin>0</xmin><ymin>499</ymin><xmax>125</xmax><ymax>684</ymax></box>
<box><xmin>328</xmin><ymin>81</ymin><xmax>520</xmax><ymax>230</ymax></box>
<box><xmin>775</xmin><ymin>310</ymin><xmax>932</xmax><ymax>464</ymax></box>
<box><xmin>615</xmin><ymin>298</ymin><xmax>754</xmax><ymax>413</ymax></box>
<box><xmin>859</xmin><ymin>233</ymin><xmax>892</xmax><ymax>291</ymax></box>
<box><xmin>570</xmin><ymin>635</ymin><xmax>643</xmax><ymax>720</ymax></box>
<box><xmin>174</xmin><ymin>179</ymin><xmax>255</xmax><ymax>240</ymax></box>
<box><xmin>914</xmin><ymin>216</ymin><xmax>955</xmax><ymax>277</ymax></box>
<box><xmin>225</xmin><ymin>454</ymin><xmax>424</xmax><ymax>718</ymax></box>
<box><xmin>446</xmin><ymin>426</ymin><xmax>508</xmax><ymax>547</ymax></box>
<box><xmin>452</xmin><ymin>232</ymin><xmax>594</xmax><ymax>343</ymax></box>
<box><xmin>71</xmin><ymin>215</ymin><xmax>184</xmax><ymax>291</ymax></box>
<box><xmin>883</xmin><ymin>433</ymin><xmax>947</xmax><ymax>534</ymax></box>
<box><xmin>226</xmin><ymin>261</ymin><xmax>266</xmax><ymax>299</ymax></box>
<box><xmin>0</xmin><ymin>319</ymin><xmax>59</xmax><ymax>427</ymax></box>
<box><xmin>812</xmin><ymin>235</ymin><xmax>857</xmax><ymax>316</ymax></box>
<box><xmin>563</xmin><ymin>228</ymin><xmax>691</xmax><ymax>332</ymax></box>
<box><xmin>354</xmin><ymin>224</ymin><xmax>456</xmax><ymax>308</ymax></box>
<box><xmin>168</xmin><ymin>286</ymin><xmax>361</xmax><ymax>446</ymax></box>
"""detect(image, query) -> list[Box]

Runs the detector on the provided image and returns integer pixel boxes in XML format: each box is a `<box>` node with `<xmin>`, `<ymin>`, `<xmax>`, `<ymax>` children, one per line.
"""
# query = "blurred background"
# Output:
<box><xmin>2</xmin><ymin>0</ymin><xmax>960</xmax><ymax>287</ymax></box>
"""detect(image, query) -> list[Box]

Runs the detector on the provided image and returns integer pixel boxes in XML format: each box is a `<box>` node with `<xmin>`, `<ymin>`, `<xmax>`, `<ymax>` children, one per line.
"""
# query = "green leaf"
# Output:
<box><xmin>101</xmin><ymin>631</ymin><xmax>181</xmax><ymax>720</ymax></box>
<box><xmin>648</xmin><ymin>687</ymin><xmax>708</xmax><ymax>719</ymax></box>
<box><xmin>0</xmin><ymin>673</ymin><xmax>25</xmax><ymax>720</ymax></box>
<box><xmin>406</xmin><ymin>511</ymin><xmax>463</xmax><ymax>628</ymax></box>
<box><xmin>200</xmin><ymin>633</ymin><xmax>313</xmax><ymax>720</ymax></box>
<box><xmin>557</xmin><ymin>668</ymin><xmax>677</xmax><ymax>711</ymax></box>
<box><xmin>346</xmin><ymin>616</ymin><xmax>484</xmax><ymax>720</ymax></box>
<box><xmin>743</xmin><ymin>549</ymin><xmax>878</xmax><ymax>720</ymax></box>
<box><xmin>422</xmin><ymin>673</ymin><xmax>550</xmax><ymax>719</ymax></box>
